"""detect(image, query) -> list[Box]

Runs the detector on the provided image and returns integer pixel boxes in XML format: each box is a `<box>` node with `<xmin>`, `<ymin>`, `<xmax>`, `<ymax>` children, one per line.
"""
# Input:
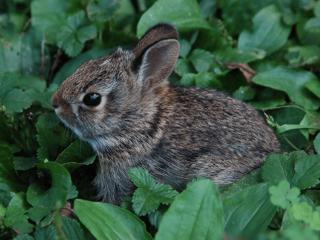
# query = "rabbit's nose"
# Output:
<box><xmin>52</xmin><ymin>93</ymin><xmax>60</xmax><ymax>109</ymax></box>
<box><xmin>51</xmin><ymin>92</ymin><xmax>67</xmax><ymax>110</ymax></box>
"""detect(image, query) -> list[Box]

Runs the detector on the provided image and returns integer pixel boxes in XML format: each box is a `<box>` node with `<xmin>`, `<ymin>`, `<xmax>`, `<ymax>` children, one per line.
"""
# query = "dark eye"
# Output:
<box><xmin>83</xmin><ymin>93</ymin><xmax>102</xmax><ymax>107</ymax></box>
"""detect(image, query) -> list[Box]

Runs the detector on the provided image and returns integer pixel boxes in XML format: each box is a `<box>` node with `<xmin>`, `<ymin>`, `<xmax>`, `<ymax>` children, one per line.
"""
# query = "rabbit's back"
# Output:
<box><xmin>146</xmin><ymin>87</ymin><xmax>280</xmax><ymax>188</ymax></box>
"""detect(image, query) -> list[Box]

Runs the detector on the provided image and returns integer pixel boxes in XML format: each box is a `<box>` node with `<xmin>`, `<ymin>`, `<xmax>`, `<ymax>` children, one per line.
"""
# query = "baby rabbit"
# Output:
<box><xmin>52</xmin><ymin>24</ymin><xmax>280</xmax><ymax>204</ymax></box>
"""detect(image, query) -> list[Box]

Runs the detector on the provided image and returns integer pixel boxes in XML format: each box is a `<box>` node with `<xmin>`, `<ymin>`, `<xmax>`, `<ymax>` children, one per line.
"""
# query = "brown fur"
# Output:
<box><xmin>52</xmin><ymin>24</ymin><xmax>280</xmax><ymax>204</ymax></box>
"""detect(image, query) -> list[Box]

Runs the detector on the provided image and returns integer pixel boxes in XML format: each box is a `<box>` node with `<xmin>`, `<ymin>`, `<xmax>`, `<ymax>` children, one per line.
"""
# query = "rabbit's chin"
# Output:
<box><xmin>57</xmin><ymin>115</ymin><xmax>87</xmax><ymax>141</ymax></box>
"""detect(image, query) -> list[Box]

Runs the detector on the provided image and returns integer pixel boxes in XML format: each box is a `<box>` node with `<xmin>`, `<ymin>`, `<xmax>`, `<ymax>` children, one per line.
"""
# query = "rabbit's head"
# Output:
<box><xmin>52</xmin><ymin>24</ymin><xmax>180</xmax><ymax>148</ymax></box>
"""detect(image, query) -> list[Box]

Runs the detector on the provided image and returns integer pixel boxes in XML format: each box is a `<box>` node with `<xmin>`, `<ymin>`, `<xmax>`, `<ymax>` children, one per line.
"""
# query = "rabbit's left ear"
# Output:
<box><xmin>132</xmin><ymin>24</ymin><xmax>180</xmax><ymax>85</ymax></box>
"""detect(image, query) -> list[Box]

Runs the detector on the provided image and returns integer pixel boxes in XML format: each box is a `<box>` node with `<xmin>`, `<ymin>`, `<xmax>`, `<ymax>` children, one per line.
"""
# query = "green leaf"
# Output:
<box><xmin>238</xmin><ymin>5</ymin><xmax>291</xmax><ymax>55</ymax></box>
<box><xmin>189</xmin><ymin>49</ymin><xmax>214</xmax><ymax>73</ymax></box>
<box><xmin>180</xmin><ymin>73</ymin><xmax>196</xmax><ymax>87</ymax></box>
<box><xmin>31</xmin><ymin>0</ymin><xmax>68</xmax><ymax>43</ymax></box>
<box><xmin>224</xmin><ymin>183</ymin><xmax>276</xmax><ymax>237</ymax></box>
<box><xmin>13</xmin><ymin>157</ymin><xmax>38</xmax><ymax>171</ymax></box>
<box><xmin>4</xmin><ymin>193</ymin><xmax>33</xmax><ymax>234</ymax></box>
<box><xmin>128</xmin><ymin>168</ymin><xmax>178</xmax><ymax>216</ymax></box>
<box><xmin>233</xmin><ymin>86</ymin><xmax>256</xmax><ymax>101</ymax></box>
<box><xmin>305</xmin><ymin>77</ymin><xmax>320</xmax><ymax>98</ymax></box>
<box><xmin>0</xmin><ymin>32</ymin><xmax>41</xmax><ymax>74</ymax></box>
<box><xmin>56</xmin><ymin>140</ymin><xmax>96</xmax><ymax>170</ymax></box>
<box><xmin>262</xmin><ymin>153</ymin><xmax>296</xmax><ymax>185</ymax></box>
<box><xmin>74</xmin><ymin>199</ymin><xmax>152</xmax><ymax>240</ymax></box>
<box><xmin>27</xmin><ymin>162</ymin><xmax>72</xmax><ymax>210</ymax></box>
<box><xmin>269</xmin><ymin>180</ymin><xmax>300</xmax><ymax>209</ymax></box>
<box><xmin>305</xmin><ymin>18</ymin><xmax>320</xmax><ymax>33</ymax></box>
<box><xmin>61</xmin><ymin>216</ymin><xmax>86</xmax><ymax>240</ymax></box>
<box><xmin>155</xmin><ymin>179</ymin><xmax>224</xmax><ymax>240</ymax></box>
<box><xmin>0</xmin><ymin>144</ymin><xmax>24</xmax><ymax>191</ymax></box>
<box><xmin>289</xmin><ymin>201</ymin><xmax>320</xmax><ymax>230</ymax></box>
<box><xmin>179</xmin><ymin>39</ymin><xmax>191</xmax><ymax>58</ymax></box>
<box><xmin>86</xmin><ymin>0</ymin><xmax>119</xmax><ymax>23</ymax></box>
<box><xmin>292</xmin><ymin>153</ymin><xmax>320</xmax><ymax>189</ymax></box>
<box><xmin>57</xmin><ymin>11</ymin><xmax>97</xmax><ymax>57</ymax></box>
<box><xmin>1</xmin><ymin>89</ymin><xmax>34</xmax><ymax>113</ymax></box>
<box><xmin>195</xmin><ymin>72</ymin><xmax>221</xmax><ymax>89</ymax></box>
<box><xmin>137</xmin><ymin>0</ymin><xmax>210</xmax><ymax>37</ymax></box>
<box><xmin>14</xmin><ymin>234</ymin><xmax>34</xmax><ymax>240</ymax></box>
<box><xmin>286</xmin><ymin>45</ymin><xmax>320</xmax><ymax>67</ymax></box>
<box><xmin>34</xmin><ymin>225</ymin><xmax>57</xmax><ymax>240</ymax></box>
<box><xmin>263</xmin><ymin>151</ymin><xmax>320</xmax><ymax>190</ymax></box>
<box><xmin>36</xmin><ymin>113</ymin><xmax>73</xmax><ymax>161</ymax></box>
<box><xmin>175</xmin><ymin>59</ymin><xmax>193</xmax><ymax>77</ymax></box>
<box><xmin>252</xmin><ymin>67</ymin><xmax>320</xmax><ymax>110</ymax></box>
<box><xmin>314</xmin><ymin>133</ymin><xmax>320</xmax><ymax>154</ymax></box>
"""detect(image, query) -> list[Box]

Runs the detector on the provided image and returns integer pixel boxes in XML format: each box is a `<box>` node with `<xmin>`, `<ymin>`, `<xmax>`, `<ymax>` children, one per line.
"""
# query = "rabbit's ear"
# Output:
<box><xmin>137</xmin><ymin>39</ymin><xmax>179</xmax><ymax>84</ymax></box>
<box><xmin>132</xmin><ymin>24</ymin><xmax>180</xmax><ymax>85</ymax></box>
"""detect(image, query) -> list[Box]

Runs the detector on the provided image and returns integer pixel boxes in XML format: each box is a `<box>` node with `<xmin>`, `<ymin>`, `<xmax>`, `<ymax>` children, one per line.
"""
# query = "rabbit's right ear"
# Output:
<box><xmin>132</xmin><ymin>24</ymin><xmax>180</xmax><ymax>86</ymax></box>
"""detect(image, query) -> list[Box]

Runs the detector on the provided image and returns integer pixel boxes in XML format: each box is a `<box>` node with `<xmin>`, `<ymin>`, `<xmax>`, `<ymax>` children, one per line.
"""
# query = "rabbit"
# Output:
<box><xmin>52</xmin><ymin>24</ymin><xmax>280</xmax><ymax>204</ymax></box>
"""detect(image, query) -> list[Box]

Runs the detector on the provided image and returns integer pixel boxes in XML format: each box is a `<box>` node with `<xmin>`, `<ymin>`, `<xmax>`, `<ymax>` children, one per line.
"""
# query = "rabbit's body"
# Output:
<box><xmin>53</xmin><ymin>24</ymin><xmax>280</xmax><ymax>204</ymax></box>
<box><xmin>94</xmin><ymin>87</ymin><xmax>279</xmax><ymax>203</ymax></box>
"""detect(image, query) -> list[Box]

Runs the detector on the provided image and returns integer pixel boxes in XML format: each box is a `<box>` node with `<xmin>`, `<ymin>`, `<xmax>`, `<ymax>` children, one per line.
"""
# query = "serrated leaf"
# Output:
<box><xmin>263</xmin><ymin>151</ymin><xmax>320</xmax><ymax>190</ymax></box>
<box><xmin>137</xmin><ymin>0</ymin><xmax>210</xmax><ymax>37</ymax></box>
<box><xmin>262</xmin><ymin>153</ymin><xmax>296</xmax><ymax>184</ymax></box>
<box><xmin>155</xmin><ymin>179</ymin><xmax>224</xmax><ymax>240</ymax></box>
<box><xmin>74</xmin><ymin>199</ymin><xmax>152</xmax><ymax>240</ymax></box>
<box><xmin>129</xmin><ymin>168</ymin><xmax>178</xmax><ymax>216</ymax></box>
<box><xmin>224</xmin><ymin>183</ymin><xmax>277</xmax><ymax>237</ymax></box>
<box><xmin>4</xmin><ymin>193</ymin><xmax>33</xmax><ymax>234</ymax></box>
<box><xmin>252</xmin><ymin>67</ymin><xmax>320</xmax><ymax>110</ymax></box>
<box><xmin>31</xmin><ymin>0</ymin><xmax>68</xmax><ymax>43</ymax></box>
<box><xmin>86</xmin><ymin>0</ymin><xmax>119</xmax><ymax>23</ymax></box>
<box><xmin>238</xmin><ymin>5</ymin><xmax>291</xmax><ymax>55</ymax></box>
<box><xmin>292</xmin><ymin>153</ymin><xmax>320</xmax><ymax>189</ymax></box>
<box><xmin>57</xmin><ymin>11</ymin><xmax>97</xmax><ymax>57</ymax></box>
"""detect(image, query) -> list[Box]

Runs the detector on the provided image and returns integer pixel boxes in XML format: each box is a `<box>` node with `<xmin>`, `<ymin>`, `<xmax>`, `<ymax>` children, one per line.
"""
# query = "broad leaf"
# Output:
<box><xmin>224</xmin><ymin>183</ymin><xmax>276</xmax><ymax>238</ymax></box>
<box><xmin>189</xmin><ymin>49</ymin><xmax>214</xmax><ymax>73</ymax></box>
<box><xmin>56</xmin><ymin>140</ymin><xmax>96</xmax><ymax>170</ymax></box>
<box><xmin>238</xmin><ymin>5</ymin><xmax>291</xmax><ymax>55</ymax></box>
<box><xmin>0</xmin><ymin>145</ymin><xmax>24</xmax><ymax>191</ymax></box>
<box><xmin>314</xmin><ymin>133</ymin><xmax>320</xmax><ymax>154</ymax></box>
<box><xmin>155</xmin><ymin>179</ymin><xmax>224</xmax><ymax>240</ymax></box>
<box><xmin>137</xmin><ymin>0</ymin><xmax>210</xmax><ymax>37</ymax></box>
<box><xmin>27</xmin><ymin>162</ymin><xmax>72</xmax><ymax>210</ymax></box>
<box><xmin>74</xmin><ymin>199</ymin><xmax>152</xmax><ymax>240</ymax></box>
<box><xmin>61</xmin><ymin>216</ymin><xmax>86</xmax><ymax>240</ymax></box>
<box><xmin>252</xmin><ymin>67</ymin><xmax>320</xmax><ymax>110</ymax></box>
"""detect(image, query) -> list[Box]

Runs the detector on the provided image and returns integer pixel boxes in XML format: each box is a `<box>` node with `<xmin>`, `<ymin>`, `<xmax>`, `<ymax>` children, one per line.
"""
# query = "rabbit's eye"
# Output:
<box><xmin>83</xmin><ymin>93</ymin><xmax>102</xmax><ymax>107</ymax></box>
